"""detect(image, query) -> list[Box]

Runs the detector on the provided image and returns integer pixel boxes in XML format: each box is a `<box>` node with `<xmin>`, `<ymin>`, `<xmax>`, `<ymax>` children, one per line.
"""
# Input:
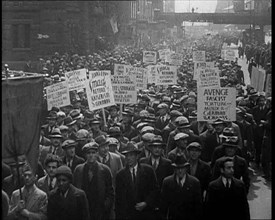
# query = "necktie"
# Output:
<box><xmin>226</xmin><ymin>179</ymin><xmax>230</xmax><ymax>188</ymax></box>
<box><xmin>152</xmin><ymin>160</ymin><xmax>157</xmax><ymax>170</ymax></box>
<box><xmin>88</xmin><ymin>169</ymin><xmax>93</xmax><ymax>182</ymax></box>
<box><xmin>49</xmin><ymin>179</ymin><xmax>53</xmax><ymax>190</ymax></box>
<box><xmin>103</xmin><ymin>156</ymin><xmax>107</xmax><ymax>164</ymax></box>
<box><xmin>132</xmin><ymin>168</ymin><xmax>136</xmax><ymax>184</ymax></box>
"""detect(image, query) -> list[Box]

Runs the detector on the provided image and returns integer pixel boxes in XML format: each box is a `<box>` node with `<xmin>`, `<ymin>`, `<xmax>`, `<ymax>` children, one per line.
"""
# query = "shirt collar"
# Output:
<box><xmin>177</xmin><ymin>174</ymin><xmax>186</xmax><ymax>186</ymax></box>
<box><xmin>99</xmin><ymin>153</ymin><xmax>109</xmax><ymax>163</ymax></box>
<box><xmin>151</xmin><ymin>157</ymin><xmax>160</xmax><ymax>164</ymax></box>
<box><xmin>130</xmin><ymin>164</ymin><xmax>138</xmax><ymax>173</ymax></box>
<box><xmin>48</xmin><ymin>176</ymin><xmax>56</xmax><ymax>186</ymax></box>
<box><xmin>221</xmin><ymin>176</ymin><xmax>232</xmax><ymax>187</ymax></box>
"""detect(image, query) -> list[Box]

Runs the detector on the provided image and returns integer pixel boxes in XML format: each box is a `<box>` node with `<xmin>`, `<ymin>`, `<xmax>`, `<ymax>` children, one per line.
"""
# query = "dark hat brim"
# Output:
<box><xmin>62</xmin><ymin>143</ymin><xmax>77</xmax><ymax>150</ymax></box>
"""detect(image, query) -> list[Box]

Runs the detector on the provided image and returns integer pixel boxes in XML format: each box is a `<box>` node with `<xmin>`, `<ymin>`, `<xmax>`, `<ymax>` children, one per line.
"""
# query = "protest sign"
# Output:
<box><xmin>167</xmin><ymin>53</ymin><xmax>183</xmax><ymax>66</ymax></box>
<box><xmin>155</xmin><ymin>65</ymin><xmax>177</xmax><ymax>85</ymax></box>
<box><xmin>129</xmin><ymin>67</ymin><xmax>148</xmax><ymax>90</ymax></box>
<box><xmin>86</xmin><ymin>71</ymin><xmax>115</xmax><ymax>111</ymax></box>
<box><xmin>46</xmin><ymin>81</ymin><xmax>70</xmax><ymax>110</ymax></box>
<box><xmin>197</xmin><ymin>87</ymin><xmax>236</xmax><ymax>122</ymax></box>
<box><xmin>192</xmin><ymin>50</ymin><xmax>206</xmax><ymax>62</ymax></box>
<box><xmin>158</xmin><ymin>49</ymin><xmax>170</xmax><ymax>61</ymax></box>
<box><xmin>111</xmin><ymin>65</ymin><xmax>137</xmax><ymax>104</ymax></box>
<box><xmin>143</xmin><ymin>51</ymin><xmax>157</xmax><ymax>64</ymax></box>
<box><xmin>221</xmin><ymin>49</ymin><xmax>236</xmax><ymax>61</ymax></box>
<box><xmin>265</xmin><ymin>74</ymin><xmax>272</xmax><ymax>97</ymax></box>
<box><xmin>251</xmin><ymin>66</ymin><xmax>265</xmax><ymax>92</ymax></box>
<box><xmin>197</xmin><ymin>68</ymin><xmax>220</xmax><ymax>88</ymax></box>
<box><xmin>147</xmin><ymin>65</ymin><xmax>157</xmax><ymax>84</ymax></box>
<box><xmin>193</xmin><ymin>61</ymin><xmax>215</xmax><ymax>80</ymax></box>
<box><xmin>64</xmin><ymin>68</ymin><xmax>87</xmax><ymax>91</ymax></box>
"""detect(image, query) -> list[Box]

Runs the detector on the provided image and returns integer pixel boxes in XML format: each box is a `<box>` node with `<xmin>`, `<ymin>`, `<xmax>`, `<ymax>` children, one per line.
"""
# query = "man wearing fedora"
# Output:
<box><xmin>205</xmin><ymin>157</ymin><xmax>250</xmax><ymax>220</ymax></box>
<box><xmin>47</xmin><ymin>165</ymin><xmax>90</xmax><ymax>220</ymax></box>
<box><xmin>155</xmin><ymin>103</ymin><xmax>170</xmax><ymax>131</ymax></box>
<box><xmin>121</xmin><ymin>109</ymin><xmax>139</xmax><ymax>141</ymax></box>
<box><xmin>39</xmin><ymin>128</ymin><xmax>65</xmax><ymax>168</ymax></box>
<box><xmin>89</xmin><ymin>118</ymin><xmax>107</xmax><ymax>139</ymax></box>
<box><xmin>107</xmin><ymin>137</ymin><xmax>126</xmax><ymax>166</ymax></box>
<box><xmin>186</xmin><ymin>142</ymin><xmax>211</xmax><ymax>201</ymax></box>
<box><xmin>108</xmin><ymin>126</ymin><xmax>129</xmax><ymax>153</ymax></box>
<box><xmin>61</xmin><ymin>139</ymin><xmax>85</xmax><ymax>172</ymax></box>
<box><xmin>37</xmin><ymin>154</ymin><xmax>62</xmax><ymax>195</ymax></box>
<box><xmin>137</xmin><ymin>132</ymin><xmax>155</xmax><ymax>160</ymax></box>
<box><xmin>73</xmin><ymin>142</ymin><xmax>114</xmax><ymax>220</ymax></box>
<box><xmin>211</xmin><ymin>130</ymin><xmax>250</xmax><ymax>194</ymax></box>
<box><xmin>43</xmin><ymin>111</ymin><xmax>58</xmax><ymax>138</ymax></box>
<box><xmin>75</xmin><ymin>129</ymin><xmax>92</xmax><ymax>159</ymax></box>
<box><xmin>115</xmin><ymin>142</ymin><xmax>159</xmax><ymax>220</ymax></box>
<box><xmin>160</xmin><ymin>155</ymin><xmax>203</xmax><ymax>220</ymax></box>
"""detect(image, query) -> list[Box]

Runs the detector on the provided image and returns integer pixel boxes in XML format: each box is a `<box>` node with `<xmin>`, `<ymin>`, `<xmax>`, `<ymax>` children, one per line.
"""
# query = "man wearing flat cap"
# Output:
<box><xmin>61</xmin><ymin>139</ymin><xmax>85</xmax><ymax>172</ymax></box>
<box><xmin>186</xmin><ymin>142</ymin><xmax>211</xmax><ymax>201</ymax></box>
<box><xmin>137</xmin><ymin>132</ymin><xmax>155</xmax><ymax>160</ymax></box>
<box><xmin>155</xmin><ymin>103</ymin><xmax>170</xmax><ymax>131</ymax></box>
<box><xmin>160</xmin><ymin>155</ymin><xmax>202</xmax><ymax>220</ymax></box>
<box><xmin>115</xmin><ymin>142</ymin><xmax>159</xmax><ymax>220</ymax></box>
<box><xmin>121</xmin><ymin>109</ymin><xmax>138</xmax><ymax>141</ymax></box>
<box><xmin>47</xmin><ymin>165</ymin><xmax>90</xmax><ymax>220</ymax></box>
<box><xmin>73</xmin><ymin>142</ymin><xmax>114</xmax><ymax>220</ymax></box>
<box><xmin>89</xmin><ymin>118</ymin><xmax>107</xmax><ymax>139</ymax></box>
<box><xmin>167</xmin><ymin>132</ymin><xmax>189</xmax><ymax>163</ymax></box>
<box><xmin>43</xmin><ymin>111</ymin><xmax>58</xmax><ymax>138</ymax></box>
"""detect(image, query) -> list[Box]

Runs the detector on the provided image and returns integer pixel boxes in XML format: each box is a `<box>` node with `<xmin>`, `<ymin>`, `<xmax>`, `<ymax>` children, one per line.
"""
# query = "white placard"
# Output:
<box><xmin>86</xmin><ymin>71</ymin><xmax>115</xmax><ymax>111</ymax></box>
<box><xmin>193</xmin><ymin>61</ymin><xmax>215</xmax><ymax>80</ymax></box>
<box><xmin>193</xmin><ymin>50</ymin><xmax>206</xmax><ymax>62</ymax></box>
<box><xmin>129</xmin><ymin>67</ymin><xmax>148</xmax><ymax>90</ymax></box>
<box><xmin>143</xmin><ymin>51</ymin><xmax>157</xmax><ymax>64</ymax></box>
<box><xmin>64</xmin><ymin>68</ymin><xmax>87</xmax><ymax>91</ymax></box>
<box><xmin>155</xmin><ymin>65</ymin><xmax>177</xmax><ymax>85</ymax></box>
<box><xmin>197</xmin><ymin>68</ymin><xmax>221</xmax><ymax>88</ymax></box>
<box><xmin>167</xmin><ymin>53</ymin><xmax>183</xmax><ymax>66</ymax></box>
<box><xmin>147</xmin><ymin>65</ymin><xmax>157</xmax><ymax>84</ymax></box>
<box><xmin>197</xmin><ymin>87</ymin><xmax>236</xmax><ymax>122</ymax></box>
<box><xmin>46</xmin><ymin>81</ymin><xmax>70</xmax><ymax>111</ymax></box>
<box><xmin>221</xmin><ymin>49</ymin><xmax>236</xmax><ymax>61</ymax></box>
<box><xmin>158</xmin><ymin>49</ymin><xmax>170</xmax><ymax>61</ymax></box>
<box><xmin>111</xmin><ymin>64</ymin><xmax>137</xmax><ymax>104</ymax></box>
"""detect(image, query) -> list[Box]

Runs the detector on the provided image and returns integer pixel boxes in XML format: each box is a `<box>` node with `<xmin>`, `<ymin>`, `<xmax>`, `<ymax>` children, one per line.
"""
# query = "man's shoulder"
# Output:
<box><xmin>139</xmin><ymin>157</ymin><xmax>149</xmax><ymax>164</ymax></box>
<box><xmin>109</xmin><ymin>152</ymin><xmax>121</xmax><ymax>160</ymax></box>
<box><xmin>37</xmin><ymin>175</ymin><xmax>47</xmax><ymax>184</ymax></box>
<box><xmin>34</xmin><ymin>186</ymin><xmax>48</xmax><ymax>197</ymax></box>
<box><xmin>160</xmin><ymin>157</ymin><xmax>172</xmax><ymax>165</ymax></box>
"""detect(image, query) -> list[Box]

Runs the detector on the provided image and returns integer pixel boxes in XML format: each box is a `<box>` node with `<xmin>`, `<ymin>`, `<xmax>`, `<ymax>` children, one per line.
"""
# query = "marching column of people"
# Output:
<box><xmin>2</xmin><ymin>38</ymin><xmax>272</xmax><ymax>220</ymax></box>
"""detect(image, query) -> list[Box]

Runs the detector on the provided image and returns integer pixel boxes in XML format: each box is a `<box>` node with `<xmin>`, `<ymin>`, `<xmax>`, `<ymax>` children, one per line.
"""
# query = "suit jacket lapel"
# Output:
<box><xmin>26</xmin><ymin>186</ymin><xmax>40</xmax><ymax>210</ymax></box>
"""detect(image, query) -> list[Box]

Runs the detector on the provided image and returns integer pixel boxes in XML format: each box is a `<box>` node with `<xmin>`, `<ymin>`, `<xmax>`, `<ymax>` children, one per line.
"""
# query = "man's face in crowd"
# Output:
<box><xmin>56</xmin><ymin>116</ymin><xmax>64</xmax><ymax>124</ymax></box>
<box><xmin>48</xmin><ymin>119</ymin><xmax>56</xmax><ymax>127</ymax></box>
<box><xmin>125</xmin><ymin>152</ymin><xmax>138</xmax><ymax>167</ymax></box>
<box><xmin>65</xmin><ymin>146</ymin><xmax>76</xmax><ymax>158</ymax></box>
<box><xmin>257</xmin><ymin>97</ymin><xmax>266</xmax><ymax>106</ymax></box>
<box><xmin>188</xmin><ymin>148</ymin><xmax>201</xmax><ymax>160</ymax></box>
<box><xmin>61</xmin><ymin>130</ymin><xmax>69</xmax><ymax>140</ymax></box>
<box><xmin>175</xmin><ymin>166</ymin><xmax>188</xmax><ymax>179</ymax></box>
<box><xmin>213</xmin><ymin>124</ymin><xmax>224</xmax><ymax>134</ymax></box>
<box><xmin>91</xmin><ymin>124</ymin><xmax>100</xmax><ymax>132</ymax></box>
<box><xmin>110</xmin><ymin>108</ymin><xmax>118</xmax><ymax>117</ymax></box>
<box><xmin>122</xmin><ymin>115</ymin><xmax>131</xmax><ymax>124</ymax></box>
<box><xmin>108</xmin><ymin>144</ymin><xmax>118</xmax><ymax>153</ymax></box>
<box><xmin>151</xmin><ymin>145</ymin><xmax>163</xmax><ymax>158</ymax></box>
<box><xmin>176</xmin><ymin>139</ymin><xmax>188</xmax><ymax>150</ymax></box>
<box><xmin>224</xmin><ymin>145</ymin><xmax>237</xmax><ymax>157</ymax></box>
<box><xmin>51</xmin><ymin>137</ymin><xmax>62</xmax><ymax>147</ymax></box>
<box><xmin>157</xmin><ymin>108</ymin><xmax>167</xmax><ymax>116</ymax></box>
<box><xmin>57</xmin><ymin>174</ymin><xmax>70</xmax><ymax>193</ymax></box>
<box><xmin>23</xmin><ymin>170</ymin><xmax>37</xmax><ymax>187</ymax></box>
<box><xmin>46</xmin><ymin>161</ymin><xmax>58</xmax><ymax>178</ymax></box>
<box><xmin>86</xmin><ymin>149</ymin><xmax>98</xmax><ymax>163</ymax></box>
<box><xmin>98</xmin><ymin>144</ymin><xmax>109</xmax><ymax>158</ymax></box>
<box><xmin>221</xmin><ymin>161</ymin><xmax>234</xmax><ymax>179</ymax></box>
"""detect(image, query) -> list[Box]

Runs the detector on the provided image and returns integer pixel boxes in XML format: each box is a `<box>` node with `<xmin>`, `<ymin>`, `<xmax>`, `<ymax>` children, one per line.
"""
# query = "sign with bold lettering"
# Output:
<box><xmin>143</xmin><ymin>51</ymin><xmax>157</xmax><ymax>64</ymax></box>
<box><xmin>193</xmin><ymin>62</ymin><xmax>215</xmax><ymax>80</ymax></box>
<box><xmin>192</xmin><ymin>50</ymin><xmax>205</xmax><ymax>62</ymax></box>
<box><xmin>197</xmin><ymin>87</ymin><xmax>236</xmax><ymax>122</ymax></box>
<box><xmin>111</xmin><ymin>64</ymin><xmax>137</xmax><ymax>104</ymax></box>
<box><xmin>147</xmin><ymin>65</ymin><xmax>157</xmax><ymax>84</ymax></box>
<box><xmin>65</xmin><ymin>68</ymin><xmax>87</xmax><ymax>91</ymax></box>
<box><xmin>221</xmin><ymin>49</ymin><xmax>236</xmax><ymax>61</ymax></box>
<box><xmin>86</xmin><ymin>71</ymin><xmax>115</xmax><ymax>111</ymax></box>
<box><xmin>155</xmin><ymin>65</ymin><xmax>177</xmax><ymax>85</ymax></box>
<box><xmin>197</xmin><ymin>68</ymin><xmax>220</xmax><ymax>88</ymax></box>
<box><xmin>46</xmin><ymin>81</ymin><xmax>70</xmax><ymax>110</ymax></box>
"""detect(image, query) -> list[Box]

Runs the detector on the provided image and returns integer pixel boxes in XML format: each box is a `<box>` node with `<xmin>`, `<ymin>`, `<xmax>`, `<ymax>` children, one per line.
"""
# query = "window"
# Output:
<box><xmin>12</xmin><ymin>24</ymin><xmax>30</xmax><ymax>48</ymax></box>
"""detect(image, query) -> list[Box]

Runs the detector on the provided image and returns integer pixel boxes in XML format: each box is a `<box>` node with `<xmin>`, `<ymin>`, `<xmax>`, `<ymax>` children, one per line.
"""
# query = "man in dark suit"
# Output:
<box><xmin>115</xmin><ymin>142</ymin><xmax>159</xmax><ymax>220</ymax></box>
<box><xmin>160</xmin><ymin>155</ymin><xmax>203</xmax><ymax>220</ymax></box>
<box><xmin>43</xmin><ymin>111</ymin><xmax>58</xmax><ymax>138</ymax></box>
<box><xmin>205</xmin><ymin>157</ymin><xmax>250</xmax><ymax>220</ymax></box>
<box><xmin>186</xmin><ymin>142</ymin><xmax>211</xmax><ymax>201</ymax></box>
<box><xmin>140</xmin><ymin>135</ymin><xmax>174</xmax><ymax>217</ymax></box>
<box><xmin>212</xmin><ymin>133</ymin><xmax>250</xmax><ymax>194</ymax></box>
<box><xmin>61</xmin><ymin>139</ymin><xmax>85</xmax><ymax>173</ymax></box>
<box><xmin>47</xmin><ymin>165</ymin><xmax>90</xmax><ymax>220</ymax></box>
<box><xmin>250</xmin><ymin>95</ymin><xmax>269</xmax><ymax>166</ymax></box>
<box><xmin>73</xmin><ymin>142</ymin><xmax>114</xmax><ymax>220</ymax></box>
<box><xmin>155</xmin><ymin>103</ymin><xmax>170</xmax><ymax>131</ymax></box>
<box><xmin>37</xmin><ymin>154</ymin><xmax>61</xmax><ymax>195</ymax></box>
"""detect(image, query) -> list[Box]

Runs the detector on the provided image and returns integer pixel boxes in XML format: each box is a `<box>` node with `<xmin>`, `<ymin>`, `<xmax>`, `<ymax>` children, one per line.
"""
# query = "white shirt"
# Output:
<box><xmin>130</xmin><ymin>164</ymin><xmax>138</xmax><ymax>180</ymax></box>
<box><xmin>99</xmin><ymin>153</ymin><xmax>109</xmax><ymax>164</ymax></box>
<box><xmin>177</xmin><ymin>174</ymin><xmax>186</xmax><ymax>187</ymax></box>
<box><xmin>151</xmin><ymin>157</ymin><xmax>160</xmax><ymax>168</ymax></box>
<box><xmin>222</xmin><ymin>176</ymin><xmax>232</xmax><ymax>188</ymax></box>
<box><xmin>47</xmin><ymin>176</ymin><xmax>56</xmax><ymax>188</ymax></box>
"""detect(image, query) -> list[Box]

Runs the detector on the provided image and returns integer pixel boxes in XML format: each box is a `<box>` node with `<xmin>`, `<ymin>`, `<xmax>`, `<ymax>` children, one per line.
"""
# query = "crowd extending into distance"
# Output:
<box><xmin>2</xmin><ymin>33</ymin><xmax>271</xmax><ymax>220</ymax></box>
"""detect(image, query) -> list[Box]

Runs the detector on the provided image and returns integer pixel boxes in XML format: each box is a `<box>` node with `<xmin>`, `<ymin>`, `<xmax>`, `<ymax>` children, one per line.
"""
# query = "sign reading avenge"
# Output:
<box><xmin>86</xmin><ymin>71</ymin><xmax>115</xmax><ymax>111</ymax></box>
<box><xmin>197</xmin><ymin>87</ymin><xmax>236</xmax><ymax>122</ymax></box>
<box><xmin>46</xmin><ymin>81</ymin><xmax>70</xmax><ymax>110</ymax></box>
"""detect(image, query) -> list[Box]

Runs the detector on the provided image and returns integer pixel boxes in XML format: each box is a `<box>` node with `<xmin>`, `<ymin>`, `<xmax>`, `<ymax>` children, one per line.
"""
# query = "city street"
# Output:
<box><xmin>237</xmin><ymin>54</ymin><xmax>272</xmax><ymax>220</ymax></box>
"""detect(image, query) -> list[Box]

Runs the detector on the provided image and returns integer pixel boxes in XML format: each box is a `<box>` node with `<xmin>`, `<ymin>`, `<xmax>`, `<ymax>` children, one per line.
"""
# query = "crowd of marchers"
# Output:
<box><xmin>2</xmin><ymin>35</ymin><xmax>272</xmax><ymax>220</ymax></box>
